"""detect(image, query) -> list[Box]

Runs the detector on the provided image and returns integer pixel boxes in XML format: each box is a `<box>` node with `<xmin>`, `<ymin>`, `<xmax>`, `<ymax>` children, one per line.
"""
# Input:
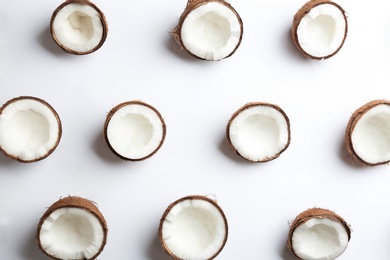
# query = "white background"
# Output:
<box><xmin>1</xmin><ymin>0</ymin><xmax>390</xmax><ymax>259</ymax></box>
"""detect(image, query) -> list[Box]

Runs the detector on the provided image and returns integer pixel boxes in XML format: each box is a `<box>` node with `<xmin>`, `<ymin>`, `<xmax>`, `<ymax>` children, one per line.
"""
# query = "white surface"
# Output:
<box><xmin>1</xmin><ymin>0</ymin><xmax>390</xmax><ymax>259</ymax></box>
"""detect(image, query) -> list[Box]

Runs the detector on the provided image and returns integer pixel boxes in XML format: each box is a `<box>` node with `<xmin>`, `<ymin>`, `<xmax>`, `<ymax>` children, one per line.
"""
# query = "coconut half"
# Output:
<box><xmin>173</xmin><ymin>0</ymin><xmax>243</xmax><ymax>61</ymax></box>
<box><xmin>51</xmin><ymin>0</ymin><xmax>108</xmax><ymax>55</ymax></box>
<box><xmin>292</xmin><ymin>0</ymin><xmax>348</xmax><ymax>59</ymax></box>
<box><xmin>345</xmin><ymin>100</ymin><xmax>390</xmax><ymax>166</ymax></box>
<box><xmin>226</xmin><ymin>102</ymin><xmax>291</xmax><ymax>162</ymax></box>
<box><xmin>104</xmin><ymin>100</ymin><xmax>166</xmax><ymax>161</ymax></box>
<box><xmin>0</xmin><ymin>96</ymin><xmax>62</xmax><ymax>163</ymax></box>
<box><xmin>37</xmin><ymin>196</ymin><xmax>108</xmax><ymax>260</ymax></box>
<box><xmin>288</xmin><ymin>208</ymin><xmax>351</xmax><ymax>260</ymax></box>
<box><xmin>159</xmin><ymin>195</ymin><xmax>228</xmax><ymax>260</ymax></box>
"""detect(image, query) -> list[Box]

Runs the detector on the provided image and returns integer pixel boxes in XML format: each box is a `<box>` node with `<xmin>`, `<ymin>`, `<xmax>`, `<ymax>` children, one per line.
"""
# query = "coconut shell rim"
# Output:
<box><xmin>291</xmin><ymin>0</ymin><xmax>348</xmax><ymax>60</ymax></box>
<box><xmin>287</xmin><ymin>207</ymin><xmax>351</xmax><ymax>259</ymax></box>
<box><xmin>50</xmin><ymin>0</ymin><xmax>109</xmax><ymax>55</ymax></box>
<box><xmin>36</xmin><ymin>196</ymin><xmax>108</xmax><ymax>260</ymax></box>
<box><xmin>0</xmin><ymin>96</ymin><xmax>62</xmax><ymax>163</ymax></box>
<box><xmin>226</xmin><ymin>102</ymin><xmax>291</xmax><ymax>163</ymax></box>
<box><xmin>103</xmin><ymin>100</ymin><xmax>167</xmax><ymax>161</ymax></box>
<box><xmin>158</xmin><ymin>195</ymin><xmax>229</xmax><ymax>260</ymax></box>
<box><xmin>345</xmin><ymin>99</ymin><xmax>390</xmax><ymax>166</ymax></box>
<box><xmin>172</xmin><ymin>0</ymin><xmax>244</xmax><ymax>61</ymax></box>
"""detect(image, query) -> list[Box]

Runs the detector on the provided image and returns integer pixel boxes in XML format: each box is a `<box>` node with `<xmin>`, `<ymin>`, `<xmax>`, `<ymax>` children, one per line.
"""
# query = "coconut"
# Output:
<box><xmin>104</xmin><ymin>100</ymin><xmax>166</xmax><ymax>161</ymax></box>
<box><xmin>292</xmin><ymin>0</ymin><xmax>348</xmax><ymax>60</ymax></box>
<box><xmin>172</xmin><ymin>0</ymin><xmax>243</xmax><ymax>61</ymax></box>
<box><xmin>159</xmin><ymin>195</ymin><xmax>228</xmax><ymax>260</ymax></box>
<box><xmin>0</xmin><ymin>96</ymin><xmax>62</xmax><ymax>163</ymax></box>
<box><xmin>36</xmin><ymin>196</ymin><xmax>108</xmax><ymax>260</ymax></box>
<box><xmin>287</xmin><ymin>208</ymin><xmax>351</xmax><ymax>260</ymax></box>
<box><xmin>345</xmin><ymin>100</ymin><xmax>390</xmax><ymax>166</ymax></box>
<box><xmin>51</xmin><ymin>0</ymin><xmax>108</xmax><ymax>55</ymax></box>
<box><xmin>226</xmin><ymin>102</ymin><xmax>291</xmax><ymax>162</ymax></box>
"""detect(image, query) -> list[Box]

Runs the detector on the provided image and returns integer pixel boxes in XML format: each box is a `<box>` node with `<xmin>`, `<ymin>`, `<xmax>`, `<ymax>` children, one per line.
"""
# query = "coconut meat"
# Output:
<box><xmin>180</xmin><ymin>2</ymin><xmax>242</xmax><ymax>60</ymax></box>
<box><xmin>38</xmin><ymin>207</ymin><xmax>105</xmax><ymax>259</ymax></box>
<box><xmin>106</xmin><ymin>104</ymin><xmax>164</xmax><ymax>160</ymax></box>
<box><xmin>291</xmin><ymin>217</ymin><xmax>349</xmax><ymax>260</ymax></box>
<box><xmin>0</xmin><ymin>98</ymin><xmax>60</xmax><ymax>161</ymax></box>
<box><xmin>229</xmin><ymin>106</ymin><xmax>289</xmax><ymax>161</ymax></box>
<box><xmin>161</xmin><ymin>199</ymin><xmax>227</xmax><ymax>259</ymax></box>
<box><xmin>351</xmin><ymin>104</ymin><xmax>390</xmax><ymax>164</ymax></box>
<box><xmin>52</xmin><ymin>3</ymin><xmax>104</xmax><ymax>53</ymax></box>
<box><xmin>297</xmin><ymin>3</ymin><xmax>346</xmax><ymax>58</ymax></box>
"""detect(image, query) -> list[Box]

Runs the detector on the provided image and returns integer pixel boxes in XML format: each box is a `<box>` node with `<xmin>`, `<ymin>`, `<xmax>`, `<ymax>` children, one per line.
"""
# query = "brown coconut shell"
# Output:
<box><xmin>0</xmin><ymin>96</ymin><xmax>62</xmax><ymax>163</ymax></box>
<box><xmin>104</xmin><ymin>100</ymin><xmax>167</xmax><ymax>161</ymax></box>
<box><xmin>36</xmin><ymin>196</ymin><xmax>108</xmax><ymax>260</ymax></box>
<box><xmin>345</xmin><ymin>99</ymin><xmax>390</xmax><ymax>166</ymax></box>
<box><xmin>158</xmin><ymin>195</ymin><xmax>228</xmax><ymax>260</ymax></box>
<box><xmin>172</xmin><ymin>0</ymin><xmax>243</xmax><ymax>60</ymax></box>
<box><xmin>226</xmin><ymin>102</ymin><xmax>291</xmax><ymax>162</ymax></box>
<box><xmin>291</xmin><ymin>0</ymin><xmax>348</xmax><ymax>60</ymax></box>
<box><xmin>51</xmin><ymin>0</ymin><xmax>108</xmax><ymax>55</ymax></box>
<box><xmin>287</xmin><ymin>207</ymin><xmax>351</xmax><ymax>259</ymax></box>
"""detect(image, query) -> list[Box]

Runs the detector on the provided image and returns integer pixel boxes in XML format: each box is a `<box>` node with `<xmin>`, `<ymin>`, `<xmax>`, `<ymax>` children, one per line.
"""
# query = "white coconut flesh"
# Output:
<box><xmin>106</xmin><ymin>104</ymin><xmax>164</xmax><ymax>160</ymax></box>
<box><xmin>351</xmin><ymin>104</ymin><xmax>390</xmax><ymax>164</ymax></box>
<box><xmin>297</xmin><ymin>4</ymin><xmax>346</xmax><ymax>58</ymax></box>
<box><xmin>228</xmin><ymin>106</ymin><xmax>289</xmax><ymax>162</ymax></box>
<box><xmin>291</xmin><ymin>217</ymin><xmax>349</xmax><ymax>260</ymax></box>
<box><xmin>0</xmin><ymin>99</ymin><xmax>60</xmax><ymax>161</ymax></box>
<box><xmin>161</xmin><ymin>199</ymin><xmax>227</xmax><ymax>259</ymax></box>
<box><xmin>52</xmin><ymin>3</ymin><xmax>104</xmax><ymax>53</ymax></box>
<box><xmin>180</xmin><ymin>2</ymin><xmax>242</xmax><ymax>60</ymax></box>
<box><xmin>38</xmin><ymin>207</ymin><xmax>105</xmax><ymax>259</ymax></box>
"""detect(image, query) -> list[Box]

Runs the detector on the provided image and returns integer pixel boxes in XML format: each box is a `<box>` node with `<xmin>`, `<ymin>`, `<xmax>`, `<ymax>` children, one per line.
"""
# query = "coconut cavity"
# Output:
<box><xmin>0</xmin><ymin>96</ymin><xmax>62</xmax><ymax>162</ymax></box>
<box><xmin>104</xmin><ymin>101</ymin><xmax>166</xmax><ymax>161</ymax></box>
<box><xmin>345</xmin><ymin>100</ymin><xmax>390</xmax><ymax>166</ymax></box>
<box><xmin>288</xmin><ymin>208</ymin><xmax>351</xmax><ymax>260</ymax></box>
<box><xmin>226</xmin><ymin>102</ymin><xmax>290</xmax><ymax>162</ymax></box>
<box><xmin>51</xmin><ymin>1</ymin><xmax>108</xmax><ymax>54</ymax></box>
<box><xmin>37</xmin><ymin>196</ymin><xmax>108</xmax><ymax>260</ymax></box>
<box><xmin>292</xmin><ymin>0</ymin><xmax>347</xmax><ymax>59</ymax></box>
<box><xmin>159</xmin><ymin>195</ymin><xmax>228</xmax><ymax>260</ymax></box>
<box><xmin>173</xmin><ymin>0</ymin><xmax>243</xmax><ymax>61</ymax></box>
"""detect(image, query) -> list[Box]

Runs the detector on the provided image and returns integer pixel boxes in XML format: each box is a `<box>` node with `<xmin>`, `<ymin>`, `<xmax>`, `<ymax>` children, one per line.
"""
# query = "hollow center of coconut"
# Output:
<box><xmin>161</xmin><ymin>199</ymin><xmax>227</xmax><ymax>259</ymax></box>
<box><xmin>229</xmin><ymin>106</ymin><xmax>289</xmax><ymax>161</ymax></box>
<box><xmin>106</xmin><ymin>104</ymin><xmax>164</xmax><ymax>160</ymax></box>
<box><xmin>39</xmin><ymin>207</ymin><xmax>105</xmax><ymax>259</ymax></box>
<box><xmin>52</xmin><ymin>3</ymin><xmax>104</xmax><ymax>53</ymax></box>
<box><xmin>351</xmin><ymin>105</ymin><xmax>390</xmax><ymax>164</ymax></box>
<box><xmin>0</xmin><ymin>99</ymin><xmax>60</xmax><ymax>161</ymax></box>
<box><xmin>297</xmin><ymin>4</ymin><xmax>346</xmax><ymax>58</ymax></box>
<box><xmin>180</xmin><ymin>2</ymin><xmax>242</xmax><ymax>60</ymax></box>
<box><xmin>292</xmin><ymin>218</ymin><xmax>349</xmax><ymax>260</ymax></box>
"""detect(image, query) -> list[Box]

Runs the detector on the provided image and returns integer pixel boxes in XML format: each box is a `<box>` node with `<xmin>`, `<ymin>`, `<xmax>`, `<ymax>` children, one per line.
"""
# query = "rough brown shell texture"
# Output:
<box><xmin>172</xmin><ymin>0</ymin><xmax>243</xmax><ymax>60</ymax></box>
<box><xmin>226</xmin><ymin>102</ymin><xmax>291</xmax><ymax>162</ymax></box>
<box><xmin>287</xmin><ymin>207</ymin><xmax>351</xmax><ymax>259</ymax></box>
<box><xmin>104</xmin><ymin>100</ymin><xmax>167</xmax><ymax>161</ymax></box>
<box><xmin>36</xmin><ymin>196</ymin><xmax>108</xmax><ymax>260</ymax></box>
<box><xmin>158</xmin><ymin>195</ymin><xmax>229</xmax><ymax>260</ymax></box>
<box><xmin>291</xmin><ymin>0</ymin><xmax>348</xmax><ymax>60</ymax></box>
<box><xmin>345</xmin><ymin>99</ymin><xmax>390</xmax><ymax>166</ymax></box>
<box><xmin>0</xmin><ymin>96</ymin><xmax>62</xmax><ymax>163</ymax></box>
<box><xmin>50</xmin><ymin>0</ymin><xmax>108</xmax><ymax>55</ymax></box>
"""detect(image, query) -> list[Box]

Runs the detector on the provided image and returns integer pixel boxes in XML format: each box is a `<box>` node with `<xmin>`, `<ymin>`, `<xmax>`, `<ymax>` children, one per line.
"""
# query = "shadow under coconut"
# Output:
<box><xmin>146</xmin><ymin>234</ymin><xmax>171</xmax><ymax>260</ymax></box>
<box><xmin>92</xmin><ymin>130</ymin><xmax>124</xmax><ymax>164</ymax></box>
<box><xmin>21</xmin><ymin>225</ymin><xmax>51</xmax><ymax>260</ymax></box>
<box><xmin>37</xmin><ymin>25</ymin><xmax>67</xmax><ymax>56</ymax></box>
<box><xmin>278</xmin><ymin>234</ymin><xmax>297</xmax><ymax>260</ymax></box>
<box><xmin>282</xmin><ymin>26</ymin><xmax>308</xmax><ymax>62</ymax></box>
<box><xmin>338</xmin><ymin>132</ymin><xmax>367</xmax><ymax>170</ymax></box>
